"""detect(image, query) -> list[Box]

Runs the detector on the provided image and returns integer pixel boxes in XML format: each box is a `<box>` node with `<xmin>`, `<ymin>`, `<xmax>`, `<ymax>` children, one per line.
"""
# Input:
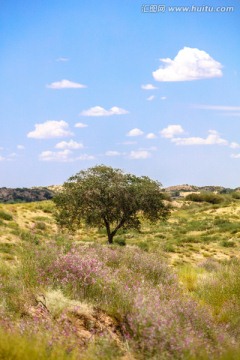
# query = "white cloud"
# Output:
<box><xmin>56</xmin><ymin>57</ymin><xmax>69</xmax><ymax>62</ymax></box>
<box><xmin>147</xmin><ymin>95</ymin><xmax>155</xmax><ymax>101</ymax></box>
<box><xmin>105</xmin><ymin>151</ymin><xmax>122</xmax><ymax>157</ymax></box>
<box><xmin>146</xmin><ymin>133</ymin><xmax>157</xmax><ymax>139</ymax></box>
<box><xmin>193</xmin><ymin>105</ymin><xmax>240</xmax><ymax>111</ymax></box>
<box><xmin>141</xmin><ymin>84</ymin><xmax>158</xmax><ymax>90</ymax></box>
<box><xmin>80</xmin><ymin>106</ymin><xmax>129</xmax><ymax>117</ymax></box>
<box><xmin>172</xmin><ymin>130</ymin><xmax>228</xmax><ymax>146</ymax></box>
<box><xmin>160</xmin><ymin>125</ymin><xmax>184</xmax><ymax>138</ymax></box>
<box><xmin>230</xmin><ymin>142</ymin><xmax>240</xmax><ymax>149</ymax></box>
<box><xmin>127</xmin><ymin>128</ymin><xmax>144</xmax><ymax>137</ymax></box>
<box><xmin>76</xmin><ymin>154</ymin><xmax>95</xmax><ymax>160</ymax></box>
<box><xmin>75</xmin><ymin>122</ymin><xmax>88</xmax><ymax>128</ymax></box>
<box><xmin>39</xmin><ymin>149</ymin><xmax>72</xmax><ymax>162</ymax></box>
<box><xmin>161</xmin><ymin>96</ymin><xmax>167</xmax><ymax>100</ymax></box>
<box><xmin>27</xmin><ymin>120</ymin><xmax>73</xmax><ymax>139</ymax></box>
<box><xmin>55</xmin><ymin>140</ymin><xmax>84</xmax><ymax>150</ymax></box>
<box><xmin>153</xmin><ymin>47</ymin><xmax>223</xmax><ymax>82</ymax></box>
<box><xmin>0</xmin><ymin>153</ymin><xmax>17</xmax><ymax>161</ymax></box>
<box><xmin>129</xmin><ymin>150</ymin><xmax>151</xmax><ymax>159</ymax></box>
<box><xmin>231</xmin><ymin>153</ymin><xmax>240</xmax><ymax>159</ymax></box>
<box><xmin>17</xmin><ymin>145</ymin><xmax>25</xmax><ymax>150</ymax></box>
<box><xmin>47</xmin><ymin>79</ymin><xmax>86</xmax><ymax>89</ymax></box>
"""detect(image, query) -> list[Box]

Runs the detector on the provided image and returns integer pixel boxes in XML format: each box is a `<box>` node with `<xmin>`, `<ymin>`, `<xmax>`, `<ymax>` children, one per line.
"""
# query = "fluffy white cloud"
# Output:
<box><xmin>39</xmin><ymin>149</ymin><xmax>72</xmax><ymax>162</ymax></box>
<box><xmin>147</xmin><ymin>95</ymin><xmax>155</xmax><ymax>101</ymax></box>
<box><xmin>127</xmin><ymin>128</ymin><xmax>144</xmax><ymax>137</ymax></box>
<box><xmin>80</xmin><ymin>106</ymin><xmax>129</xmax><ymax>117</ymax></box>
<box><xmin>75</xmin><ymin>122</ymin><xmax>88</xmax><ymax>128</ymax></box>
<box><xmin>153</xmin><ymin>47</ymin><xmax>223</xmax><ymax>82</ymax></box>
<box><xmin>161</xmin><ymin>96</ymin><xmax>167</xmax><ymax>100</ymax></box>
<box><xmin>172</xmin><ymin>130</ymin><xmax>228</xmax><ymax>146</ymax></box>
<box><xmin>55</xmin><ymin>140</ymin><xmax>84</xmax><ymax>150</ymax></box>
<box><xmin>230</xmin><ymin>142</ymin><xmax>240</xmax><ymax>149</ymax></box>
<box><xmin>129</xmin><ymin>150</ymin><xmax>151</xmax><ymax>159</ymax></box>
<box><xmin>47</xmin><ymin>79</ymin><xmax>86</xmax><ymax>89</ymax></box>
<box><xmin>141</xmin><ymin>84</ymin><xmax>158</xmax><ymax>90</ymax></box>
<box><xmin>146</xmin><ymin>133</ymin><xmax>157</xmax><ymax>139</ymax></box>
<box><xmin>160</xmin><ymin>125</ymin><xmax>184</xmax><ymax>138</ymax></box>
<box><xmin>27</xmin><ymin>120</ymin><xmax>73</xmax><ymax>139</ymax></box>
<box><xmin>105</xmin><ymin>151</ymin><xmax>122</xmax><ymax>157</ymax></box>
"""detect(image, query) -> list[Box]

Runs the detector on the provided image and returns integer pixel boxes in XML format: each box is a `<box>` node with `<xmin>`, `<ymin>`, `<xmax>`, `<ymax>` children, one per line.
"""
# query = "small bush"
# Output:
<box><xmin>0</xmin><ymin>210</ymin><xmax>13</xmax><ymax>221</ymax></box>
<box><xmin>34</xmin><ymin>221</ymin><xmax>47</xmax><ymax>231</ymax></box>
<box><xmin>114</xmin><ymin>237</ymin><xmax>126</xmax><ymax>246</ymax></box>
<box><xmin>220</xmin><ymin>240</ymin><xmax>235</xmax><ymax>248</ymax></box>
<box><xmin>231</xmin><ymin>192</ymin><xmax>240</xmax><ymax>200</ymax></box>
<box><xmin>137</xmin><ymin>242</ymin><xmax>149</xmax><ymax>252</ymax></box>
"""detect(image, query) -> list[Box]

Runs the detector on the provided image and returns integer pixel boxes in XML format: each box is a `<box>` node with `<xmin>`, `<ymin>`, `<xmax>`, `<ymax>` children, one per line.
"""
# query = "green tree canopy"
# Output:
<box><xmin>54</xmin><ymin>165</ymin><xmax>170</xmax><ymax>244</ymax></box>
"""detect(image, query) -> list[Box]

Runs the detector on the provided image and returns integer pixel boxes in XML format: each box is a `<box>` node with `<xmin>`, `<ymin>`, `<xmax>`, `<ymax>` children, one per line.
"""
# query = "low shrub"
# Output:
<box><xmin>186</xmin><ymin>192</ymin><xmax>223</xmax><ymax>204</ymax></box>
<box><xmin>0</xmin><ymin>210</ymin><xmax>13</xmax><ymax>221</ymax></box>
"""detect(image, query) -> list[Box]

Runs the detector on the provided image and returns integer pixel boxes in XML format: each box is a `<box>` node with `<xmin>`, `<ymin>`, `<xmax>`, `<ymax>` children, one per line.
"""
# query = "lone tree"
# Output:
<box><xmin>54</xmin><ymin>165</ymin><xmax>170</xmax><ymax>244</ymax></box>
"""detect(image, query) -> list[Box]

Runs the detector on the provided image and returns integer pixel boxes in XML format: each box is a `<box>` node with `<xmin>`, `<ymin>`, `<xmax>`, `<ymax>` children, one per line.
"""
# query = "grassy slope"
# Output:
<box><xmin>0</xmin><ymin>199</ymin><xmax>240</xmax><ymax>359</ymax></box>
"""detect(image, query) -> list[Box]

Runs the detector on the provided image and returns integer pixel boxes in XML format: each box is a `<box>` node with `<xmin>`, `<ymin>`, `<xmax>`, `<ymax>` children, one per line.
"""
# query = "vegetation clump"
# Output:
<box><xmin>186</xmin><ymin>192</ymin><xmax>224</xmax><ymax>204</ymax></box>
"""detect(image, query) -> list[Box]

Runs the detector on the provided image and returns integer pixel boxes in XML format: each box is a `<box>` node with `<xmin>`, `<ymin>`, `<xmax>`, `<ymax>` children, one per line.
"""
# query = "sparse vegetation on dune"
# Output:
<box><xmin>0</xmin><ymin>183</ymin><xmax>240</xmax><ymax>358</ymax></box>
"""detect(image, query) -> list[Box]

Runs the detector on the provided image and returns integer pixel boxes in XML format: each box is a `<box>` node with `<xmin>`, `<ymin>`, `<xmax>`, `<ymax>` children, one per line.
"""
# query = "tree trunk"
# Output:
<box><xmin>103</xmin><ymin>216</ymin><xmax>126</xmax><ymax>244</ymax></box>
<box><xmin>107</xmin><ymin>233</ymin><xmax>114</xmax><ymax>244</ymax></box>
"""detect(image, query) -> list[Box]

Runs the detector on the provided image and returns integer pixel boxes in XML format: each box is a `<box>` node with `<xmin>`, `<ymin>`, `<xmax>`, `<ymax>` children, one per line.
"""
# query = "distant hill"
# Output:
<box><xmin>0</xmin><ymin>187</ymin><xmax>55</xmax><ymax>203</ymax></box>
<box><xmin>0</xmin><ymin>183</ymin><xmax>238</xmax><ymax>203</ymax></box>
<box><xmin>165</xmin><ymin>184</ymin><xmax>236</xmax><ymax>197</ymax></box>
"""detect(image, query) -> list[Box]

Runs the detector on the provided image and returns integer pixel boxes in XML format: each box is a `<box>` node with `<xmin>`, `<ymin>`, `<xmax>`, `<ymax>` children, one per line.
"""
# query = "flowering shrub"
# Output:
<box><xmin>126</xmin><ymin>285</ymin><xmax>226</xmax><ymax>359</ymax></box>
<box><xmin>40</xmin><ymin>248</ymin><xmax>108</xmax><ymax>298</ymax></box>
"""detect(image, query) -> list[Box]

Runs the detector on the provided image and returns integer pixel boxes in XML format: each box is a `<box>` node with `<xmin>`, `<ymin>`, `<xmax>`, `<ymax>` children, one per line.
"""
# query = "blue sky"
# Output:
<box><xmin>1</xmin><ymin>0</ymin><xmax>240</xmax><ymax>188</ymax></box>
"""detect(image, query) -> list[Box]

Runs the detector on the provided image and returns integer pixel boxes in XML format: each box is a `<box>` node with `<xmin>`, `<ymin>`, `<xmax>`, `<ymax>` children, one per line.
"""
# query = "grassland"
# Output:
<box><xmin>0</xmin><ymin>197</ymin><xmax>240</xmax><ymax>359</ymax></box>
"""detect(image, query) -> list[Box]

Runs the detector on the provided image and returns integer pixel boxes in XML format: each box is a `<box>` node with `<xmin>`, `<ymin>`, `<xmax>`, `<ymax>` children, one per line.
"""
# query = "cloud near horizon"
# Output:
<box><xmin>47</xmin><ymin>79</ymin><xmax>86</xmax><ymax>89</ymax></box>
<box><xmin>80</xmin><ymin>106</ymin><xmax>129</xmax><ymax>117</ymax></box>
<box><xmin>153</xmin><ymin>47</ymin><xmax>223</xmax><ymax>82</ymax></box>
<box><xmin>172</xmin><ymin>130</ymin><xmax>228</xmax><ymax>146</ymax></box>
<box><xmin>27</xmin><ymin>120</ymin><xmax>73</xmax><ymax>139</ymax></box>
<box><xmin>39</xmin><ymin>149</ymin><xmax>73</xmax><ymax>162</ymax></box>
<box><xmin>129</xmin><ymin>150</ymin><xmax>151</xmax><ymax>159</ymax></box>
<box><xmin>39</xmin><ymin>149</ymin><xmax>95</xmax><ymax>162</ymax></box>
<box><xmin>55</xmin><ymin>140</ymin><xmax>84</xmax><ymax>150</ymax></box>
<box><xmin>105</xmin><ymin>151</ymin><xmax>122</xmax><ymax>157</ymax></box>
